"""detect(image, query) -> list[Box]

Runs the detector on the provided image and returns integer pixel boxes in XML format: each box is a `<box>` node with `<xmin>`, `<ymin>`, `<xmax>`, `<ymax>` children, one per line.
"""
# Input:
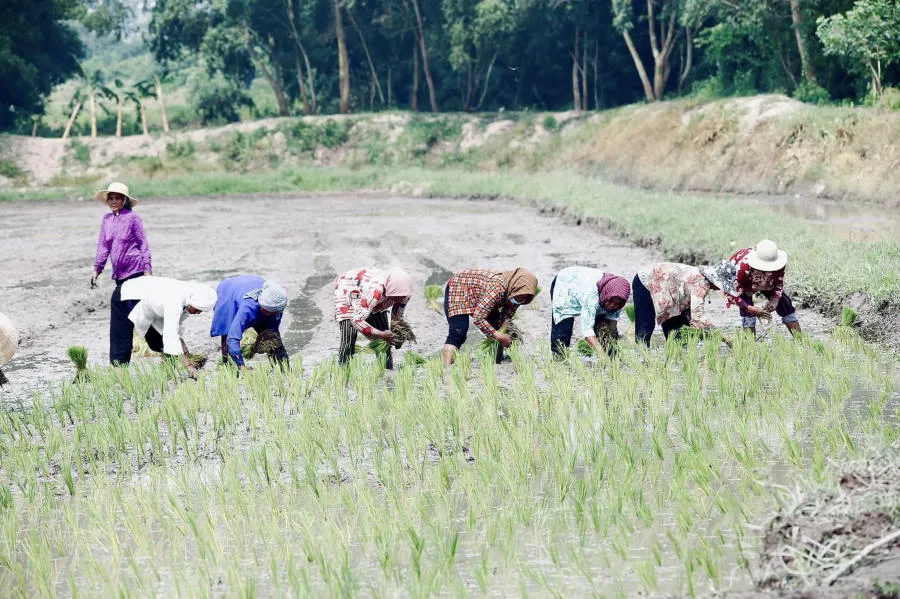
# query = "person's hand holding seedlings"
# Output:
<box><xmin>549</xmin><ymin>268</ymin><xmax>630</xmax><ymax>357</ymax></box>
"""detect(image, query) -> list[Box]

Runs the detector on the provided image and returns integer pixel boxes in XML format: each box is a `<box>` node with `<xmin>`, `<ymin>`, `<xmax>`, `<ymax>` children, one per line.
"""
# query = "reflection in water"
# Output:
<box><xmin>756</xmin><ymin>197</ymin><xmax>899</xmax><ymax>241</ymax></box>
<box><xmin>284</xmin><ymin>256</ymin><xmax>336</xmax><ymax>352</ymax></box>
<box><xmin>417</xmin><ymin>256</ymin><xmax>454</xmax><ymax>287</ymax></box>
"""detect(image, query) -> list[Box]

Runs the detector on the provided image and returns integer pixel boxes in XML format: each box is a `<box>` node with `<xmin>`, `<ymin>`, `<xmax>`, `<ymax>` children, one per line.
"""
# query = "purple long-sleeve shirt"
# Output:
<box><xmin>94</xmin><ymin>209</ymin><xmax>152</xmax><ymax>281</ymax></box>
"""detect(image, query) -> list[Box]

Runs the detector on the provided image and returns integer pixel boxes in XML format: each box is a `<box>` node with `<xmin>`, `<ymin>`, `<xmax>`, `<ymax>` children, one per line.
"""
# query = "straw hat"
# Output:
<box><xmin>0</xmin><ymin>312</ymin><xmax>18</xmax><ymax>366</ymax></box>
<box><xmin>747</xmin><ymin>240</ymin><xmax>787</xmax><ymax>271</ymax></box>
<box><xmin>96</xmin><ymin>181</ymin><xmax>138</xmax><ymax>206</ymax></box>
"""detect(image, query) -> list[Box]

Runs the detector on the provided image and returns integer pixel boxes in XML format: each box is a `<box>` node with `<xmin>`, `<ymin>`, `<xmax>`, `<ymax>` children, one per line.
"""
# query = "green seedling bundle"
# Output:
<box><xmin>0</xmin><ymin>328</ymin><xmax>897</xmax><ymax>596</ymax></box>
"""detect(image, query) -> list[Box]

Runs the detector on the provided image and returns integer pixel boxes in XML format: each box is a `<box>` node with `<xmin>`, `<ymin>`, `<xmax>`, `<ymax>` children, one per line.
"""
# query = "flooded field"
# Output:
<box><xmin>0</xmin><ymin>193</ymin><xmax>896</xmax><ymax>597</ymax></box>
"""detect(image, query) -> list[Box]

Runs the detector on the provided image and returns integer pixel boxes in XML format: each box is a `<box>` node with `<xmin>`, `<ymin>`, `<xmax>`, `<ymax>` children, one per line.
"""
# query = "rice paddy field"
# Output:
<box><xmin>0</xmin><ymin>193</ymin><xmax>897</xmax><ymax>597</ymax></box>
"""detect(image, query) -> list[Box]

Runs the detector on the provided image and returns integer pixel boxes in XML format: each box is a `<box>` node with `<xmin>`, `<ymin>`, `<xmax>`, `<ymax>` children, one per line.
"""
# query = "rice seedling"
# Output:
<box><xmin>389</xmin><ymin>318</ymin><xmax>416</xmax><ymax>346</ymax></box>
<box><xmin>625</xmin><ymin>304</ymin><xmax>636</xmax><ymax>323</ymax></box>
<box><xmin>66</xmin><ymin>345</ymin><xmax>89</xmax><ymax>383</ymax></box>
<box><xmin>840</xmin><ymin>306</ymin><xmax>858</xmax><ymax>327</ymax></box>
<box><xmin>424</xmin><ymin>285</ymin><xmax>444</xmax><ymax>313</ymax></box>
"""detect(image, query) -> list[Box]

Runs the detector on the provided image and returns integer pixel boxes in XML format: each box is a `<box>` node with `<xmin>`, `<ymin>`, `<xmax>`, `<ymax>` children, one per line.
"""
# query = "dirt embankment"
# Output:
<box><xmin>2</xmin><ymin>95</ymin><xmax>899</xmax><ymax>205</ymax></box>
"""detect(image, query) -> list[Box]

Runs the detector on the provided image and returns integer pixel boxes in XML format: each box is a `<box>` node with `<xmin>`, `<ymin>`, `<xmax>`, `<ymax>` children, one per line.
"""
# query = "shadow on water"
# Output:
<box><xmin>418</xmin><ymin>256</ymin><xmax>453</xmax><ymax>287</ymax></box>
<box><xmin>283</xmin><ymin>256</ymin><xmax>336</xmax><ymax>352</ymax></box>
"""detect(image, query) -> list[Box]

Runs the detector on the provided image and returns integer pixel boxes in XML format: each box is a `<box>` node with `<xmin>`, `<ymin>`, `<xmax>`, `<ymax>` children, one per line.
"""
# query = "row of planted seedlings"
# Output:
<box><xmin>0</xmin><ymin>327</ymin><xmax>897</xmax><ymax>597</ymax></box>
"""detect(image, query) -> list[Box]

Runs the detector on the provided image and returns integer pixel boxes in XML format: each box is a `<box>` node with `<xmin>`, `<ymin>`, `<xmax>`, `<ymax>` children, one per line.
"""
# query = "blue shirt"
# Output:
<box><xmin>551</xmin><ymin>266</ymin><xmax>621</xmax><ymax>338</ymax></box>
<box><xmin>210</xmin><ymin>275</ymin><xmax>283</xmax><ymax>365</ymax></box>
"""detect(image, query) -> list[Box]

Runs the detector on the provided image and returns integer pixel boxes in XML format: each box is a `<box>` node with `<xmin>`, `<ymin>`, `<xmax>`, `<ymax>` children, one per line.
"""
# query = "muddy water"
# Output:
<box><xmin>284</xmin><ymin>255</ymin><xmax>336</xmax><ymax>352</ymax></box>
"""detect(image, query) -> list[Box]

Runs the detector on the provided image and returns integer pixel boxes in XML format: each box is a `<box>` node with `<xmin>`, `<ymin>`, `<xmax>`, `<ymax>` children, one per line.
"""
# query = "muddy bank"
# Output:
<box><xmin>0</xmin><ymin>192</ymin><xmax>831</xmax><ymax>394</ymax></box>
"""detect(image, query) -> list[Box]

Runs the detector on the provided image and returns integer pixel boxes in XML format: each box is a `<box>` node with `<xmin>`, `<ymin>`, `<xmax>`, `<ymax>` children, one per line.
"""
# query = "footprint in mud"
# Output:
<box><xmin>417</xmin><ymin>256</ymin><xmax>454</xmax><ymax>287</ymax></box>
<box><xmin>284</xmin><ymin>256</ymin><xmax>336</xmax><ymax>352</ymax></box>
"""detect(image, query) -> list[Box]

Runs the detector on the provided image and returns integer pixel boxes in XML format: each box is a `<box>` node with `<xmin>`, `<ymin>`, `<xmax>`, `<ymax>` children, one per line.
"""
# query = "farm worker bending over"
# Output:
<box><xmin>0</xmin><ymin>312</ymin><xmax>18</xmax><ymax>387</ymax></box>
<box><xmin>333</xmin><ymin>267</ymin><xmax>413</xmax><ymax>369</ymax></box>
<box><xmin>442</xmin><ymin>268</ymin><xmax>538</xmax><ymax>367</ymax></box>
<box><xmin>120</xmin><ymin>276</ymin><xmax>217</xmax><ymax>379</ymax></box>
<box><xmin>90</xmin><ymin>182</ymin><xmax>153</xmax><ymax>365</ymax></box>
<box><xmin>550</xmin><ymin>266</ymin><xmax>630</xmax><ymax>357</ymax></box>
<box><xmin>210</xmin><ymin>275</ymin><xmax>289</xmax><ymax>370</ymax></box>
<box><xmin>726</xmin><ymin>240</ymin><xmax>801</xmax><ymax>336</ymax></box>
<box><xmin>633</xmin><ymin>262</ymin><xmax>736</xmax><ymax>346</ymax></box>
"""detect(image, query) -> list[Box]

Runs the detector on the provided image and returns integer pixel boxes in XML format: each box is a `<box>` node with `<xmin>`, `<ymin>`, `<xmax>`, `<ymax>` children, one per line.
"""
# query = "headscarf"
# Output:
<box><xmin>698</xmin><ymin>262</ymin><xmax>738</xmax><ymax>298</ymax></box>
<box><xmin>596</xmin><ymin>273</ymin><xmax>631</xmax><ymax>304</ymax></box>
<box><xmin>384</xmin><ymin>268</ymin><xmax>413</xmax><ymax>298</ymax></box>
<box><xmin>501</xmin><ymin>268</ymin><xmax>538</xmax><ymax>299</ymax></box>
<box><xmin>246</xmin><ymin>280</ymin><xmax>288</xmax><ymax>312</ymax></box>
<box><xmin>185</xmin><ymin>283</ymin><xmax>218</xmax><ymax>312</ymax></box>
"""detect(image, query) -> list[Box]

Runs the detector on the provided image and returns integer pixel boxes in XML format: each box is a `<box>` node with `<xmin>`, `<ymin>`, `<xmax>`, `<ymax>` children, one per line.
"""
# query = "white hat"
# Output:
<box><xmin>747</xmin><ymin>240</ymin><xmax>788</xmax><ymax>271</ymax></box>
<box><xmin>96</xmin><ymin>181</ymin><xmax>138</xmax><ymax>206</ymax></box>
<box><xmin>0</xmin><ymin>312</ymin><xmax>18</xmax><ymax>366</ymax></box>
<box><xmin>185</xmin><ymin>283</ymin><xmax>218</xmax><ymax>312</ymax></box>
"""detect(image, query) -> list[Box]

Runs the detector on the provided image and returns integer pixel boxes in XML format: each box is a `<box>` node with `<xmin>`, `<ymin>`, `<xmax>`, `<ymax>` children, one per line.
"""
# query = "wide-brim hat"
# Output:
<box><xmin>747</xmin><ymin>239</ymin><xmax>788</xmax><ymax>271</ymax></box>
<box><xmin>96</xmin><ymin>181</ymin><xmax>138</xmax><ymax>206</ymax></box>
<box><xmin>0</xmin><ymin>312</ymin><xmax>18</xmax><ymax>366</ymax></box>
<box><xmin>699</xmin><ymin>262</ymin><xmax>738</xmax><ymax>298</ymax></box>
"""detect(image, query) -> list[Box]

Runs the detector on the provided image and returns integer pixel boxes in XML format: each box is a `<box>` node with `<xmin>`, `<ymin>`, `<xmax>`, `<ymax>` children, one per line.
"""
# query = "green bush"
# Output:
<box><xmin>321</xmin><ymin>119</ymin><xmax>350</xmax><ymax>148</ymax></box>
<box><xmin>0</xmin><ymin>159</ymin><xmax>24</xmax><ymax>180</ymax></box>
<box><xmin>793</xmin><ymin>81</ymin><xmax>831</xmax><ymax>105</ymax></box>
<box><xmin>166</xmin><ymin>141</ymin><xmax>195</xmax><ymax>159</ymax></box>
<box><xmin>542</xmin><ymin>115</ymin><xmax>559</xmax><ymax>132</ymax></box>
<box><xmin>69</xmin><ymin>140</ymin><xmax>91</xmax><ymax>166</ymax></box>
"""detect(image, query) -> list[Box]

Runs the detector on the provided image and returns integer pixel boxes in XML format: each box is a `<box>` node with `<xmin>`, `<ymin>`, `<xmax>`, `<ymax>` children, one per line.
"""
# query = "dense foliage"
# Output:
<box><xmin>4</xmin><ymin>0</ymin><xmax>900</xmax><ymax>131</ymax></box>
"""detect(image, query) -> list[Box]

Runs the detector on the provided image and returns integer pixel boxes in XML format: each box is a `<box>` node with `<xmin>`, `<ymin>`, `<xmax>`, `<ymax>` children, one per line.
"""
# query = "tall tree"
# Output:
<box><xmin>334</xmin><ymin>0</ymin><xmax>352</xmax><ymax>112</ymax></box>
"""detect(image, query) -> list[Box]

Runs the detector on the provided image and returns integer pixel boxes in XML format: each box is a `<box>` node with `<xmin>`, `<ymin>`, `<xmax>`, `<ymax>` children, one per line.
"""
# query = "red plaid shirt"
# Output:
<box><xmin>446</xmin><ymin>269</ymin><xmax>515</xmax><ymax>337</ymax></box>
<box><xmin>727</xmin><ymin>248</ymin><xmax>785</xmax><ymax>310</ymax></box>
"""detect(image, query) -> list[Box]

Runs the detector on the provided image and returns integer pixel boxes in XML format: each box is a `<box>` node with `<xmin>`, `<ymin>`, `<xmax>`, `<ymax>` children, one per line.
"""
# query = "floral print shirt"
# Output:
<box><xmin>637</xmin><ymin>263</ymin><xmax>712</xmax><ymax>328</ymax></box>
<box><xmin>727</xmin><ymin>248</ymin><xmax>785</xmax><ymax>310</ymax></box>
<box><xmin>551</xmin><ymin>266</ymin><xmax>621</xmax><ymax>338</ymax></box>
<box><xmin>446</xmin><ymin>269</ymin><xmax>516</xmax><ymax>337</ymax></box>
<box><xmin>333</xmin><ymin>268</ymin><xmax>406</xmax><ymax>336</ymax></box>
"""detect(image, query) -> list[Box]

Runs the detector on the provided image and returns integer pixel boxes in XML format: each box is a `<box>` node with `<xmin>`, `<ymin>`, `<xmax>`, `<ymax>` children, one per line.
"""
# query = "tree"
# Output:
<box><xmin>407</xmin><ymin>0</ymin><xmax>440</xmax><ymax>111</ymax></box>
<box><xmin>817</xmin><ymin>0</ymin><xmax>900</xmax><ymax>98</ymax></box>
<box><xmin>62</xmin><ymin>66</ymin><xmax>113</xmax><ymax>138</ymax></box>
<box><xmin>0</xmin><ymin>0</ymin><xmax>84</xmax><ymax>130</ymax></box>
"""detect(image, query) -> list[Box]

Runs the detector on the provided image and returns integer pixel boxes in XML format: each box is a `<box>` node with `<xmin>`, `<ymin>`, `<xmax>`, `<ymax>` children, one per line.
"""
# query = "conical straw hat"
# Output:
<box><xmin>0</xmin><ymin>312</ymin><xmax>18</xmax><ymax>365</ymax></box>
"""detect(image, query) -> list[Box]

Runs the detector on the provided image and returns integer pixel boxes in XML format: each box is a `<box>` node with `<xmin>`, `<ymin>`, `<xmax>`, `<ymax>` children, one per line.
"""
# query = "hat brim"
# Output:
<box><xmin>698</xmin><ymin>266</ymin><xmax>737</xmax><ymax>298</ymax></box>
<box><xmin>96</xmin><ymin>190</ymin><xmax>138</xmax><ymax>206</ymax></box>
<box><xmin>747</xmin><ymin>250</ymin><xmax>787</xmax><ymax>271</ymax></box>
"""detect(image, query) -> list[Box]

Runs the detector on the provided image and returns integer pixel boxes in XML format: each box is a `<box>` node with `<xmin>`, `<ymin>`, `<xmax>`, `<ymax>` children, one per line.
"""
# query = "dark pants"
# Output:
<box><xmin>339</xmin><ymin>311</ymin><xmax>392</xmax><ymax>368</ymax></box>
<box><xmin>443</xmin><ymin>284</ymin><xmax>502</xmax><ymax>349</ymax></box>
<box><xmin>633</xmin><ymin>275</ymin><xmax>691</xmax><ymax>347</ymax></box>
<box><xmin>109</xmin><ymin>273</ymin><xmax>151</xmax><ymax>365</ymax></box>
<box><xmin>738</xmin><ymin>291</ymin><xmax>798</xmax><ymax>326</ymax></box>
<box><xmin>549</xmin><ymin>276</ymin><xmax>574</xmax><ymax>355</ymax></box>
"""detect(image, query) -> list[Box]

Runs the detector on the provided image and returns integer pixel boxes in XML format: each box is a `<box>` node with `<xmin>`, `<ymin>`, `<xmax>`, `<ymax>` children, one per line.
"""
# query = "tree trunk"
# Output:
<box><xmin>387</xmin><ymin>65</ymin><xmax>393</xmax><ymax>107</ymax></box>
<box><xmin>139</xmin><ymin>100</ymin><xmax>148</xmax><ymax>136</ymax></box>
<box><xmin>572</xmin><ymin>29</ymin><xmax>582</xmax><ymax>111</ymax></box>
<box><xmin>622</xmin><ymin>31</ymin><xmax>655</xmax><ymax>102</ymax></box>
<box><xmin>593</xmin><ymin>36</ymin><xmax>600</xmax><ymax>110</ymax></box>
<box><xmin>678</xmin><ymin>29</ymin><xmax>693</xmax><ymax>95</ymax></box>
<box><xmin>475</xmin><ymin>51</ymin><xmax>498</xmax><ymax>111</ymax></box>
<box><xmin>464</xmin><ymin>61</ymin><xmax>474</xmax><ymax>111</ymax></box>
<box><xmin>31</xmin><ymin>118</ymin><xmax>39</xmax><ymax>137</ymax></box>
<box><xmin>245</xmin><ymin>31</ymin><xmax>290</xmax><ymax>116</ymax></box>
<box><xmin>154</xmin><ymin>75</ymin><xmax>170</xmax><ymax>133</ymax></box>
<box><xmin>581</xmin><ymin>39</ymin><xmax>588</xmax><ymax>110</ymax></box>
<box><xmin>285</xmin><ymin>0</ymin><xmax>317</xmax><ymax>114</ymax></box>
<box><xmin>89</xmin><ymin>91</ymin><xmax>97</xmax><ymax>138</ymax></box>
<box><xmin>347</xmin><ymin>8</ymin><xmax>385</xmax><ymax>107</ymax></box>
<box><xmin>116</xmin><ymin>98</ymin><xmax>124</xmax><ymax>137</ymax></box>
<box><xmin>334</xmin><ymin>0</ymin><xmax>351</xmax><ymax>114</ymax></box>
<box><xmin>409</xmin><ymin>0</ymin><xmax>438</xmax><ymax>112</ymax></box>
<box><xmin>62</xmin><ymin>100</ymin><xmax>82</xmax><ymax>139</ymax></box>
<box><xmin>295</xmin><ymin>55</ymin><xmax>311</xmax><ymax>115</ymax></box>
<box><xmin>789</xmin><ymin>0</ymin><xmax>817</xmax><ymax>84</ymax></box>
<box><xmin>411</xmin><ymin>42</ymin><xmax>420</xmax><ymax>111</ymax></box>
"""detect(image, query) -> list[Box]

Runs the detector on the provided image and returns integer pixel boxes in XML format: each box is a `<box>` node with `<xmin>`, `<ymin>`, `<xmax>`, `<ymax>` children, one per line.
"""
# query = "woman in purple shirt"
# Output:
<box><xmin>91</xmin><ymin>182</ymin><xmax>152</xmax><ymax>365</ymax></box>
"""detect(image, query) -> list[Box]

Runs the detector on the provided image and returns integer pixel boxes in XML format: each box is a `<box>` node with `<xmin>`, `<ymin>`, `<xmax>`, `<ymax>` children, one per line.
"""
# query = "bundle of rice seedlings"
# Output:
<box><xmin>365</xmin><ymin>339</ymin><xmax>391</xmax><ymax>356</ymax></box>
<box><xmin>424</xmin><ymin>285</ymin><xmax>444</xmax><ymax>313</ymax></box>
<box><xmin>477</xmin><ymin>320</ymin><xmax>522</xmax><ymax>361</ymax></box>
<box><xmin>625</xmin><ymin>304</ymin><xmax>636</xmax><ymax>323</ymax></box>
<box><xmin>504</xmin><ymin>319</ymin><xmax>524</xmax><ymax>343</ymax></box>
<box><xmin>67</xmin><ymin>346</ymin><xmax>90</xmax><ymax>383</ymax></box>
<box><xmin>131</xmin><ymin>333</ymin><xmax>156</xmax><ymax>358</ymax></box>
<box><xmin>390</xmin><ymin>318</ymin><xmax>416</xmax><ymax>347</ymax></box>
<box><xmin>188</xmin><ymin>354</ymin><xmax>208</xmax><ymax>369</ymax></box>
<box><xmin>576</xmin><ymin>339</ymin><xmax>596</xmax><ymax>356</ymax></box>
<box><xmin>841</xmin><ymin>306</ymin><xmax>858</xmax><ymax>327</ymax></box>
<box><xmin>401</xmin><ymin>351</ymin><xmax>428</xmax><ymax>370</ymax></box>
<box><xmin>240</xmin><ymin>329</ymin><xmax>259</xmax><ymax>359</ymax></box>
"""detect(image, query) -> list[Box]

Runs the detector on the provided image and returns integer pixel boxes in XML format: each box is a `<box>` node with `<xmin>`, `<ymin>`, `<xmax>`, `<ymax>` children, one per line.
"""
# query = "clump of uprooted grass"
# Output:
<box><xmin>390</xmin><ymin>318</ymin><xmax>416</xmax><ymax>347</ymax></box>
<box><xmin>67</xmin><ymin>345</ymin><xmax>89</xmax><ymax>383</ymax></box>
<box><xmin>241</xmin><ymin>329</ymin><xmax>289</xmax><ymax>367</ymax></box>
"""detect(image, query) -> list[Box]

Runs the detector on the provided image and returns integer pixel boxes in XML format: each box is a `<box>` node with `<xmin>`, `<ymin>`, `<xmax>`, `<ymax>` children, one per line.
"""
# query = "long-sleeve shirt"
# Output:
<box><xmin>551</xmin><ymin>267</ymin><xmax>622</xmax><ymax>338</ymax></box>
<box><xmin>333</xmin><ymin>268</ymin><xmax>406</xmax><ymax>336</ymax></box>
<box><xmin>210</xmin><ymin>275</ymin><xmax>283</xmax><ymax>366</ymax></box>
<box><xmin>445</xmin><ymin>269</ymin><xmax>516</xmax><ymax>337</ymax></box>
<box><xmin>120</xmin><ymin>277</ymin><xmax>192</xmax><ymax>355</ymax></box>
<box><xmin>94</xmin><ymin>209</ymin><xmax>152</xmax><ymax>281</ymax></box>
<box><xmin>637</xmin><ymin>263</ymin><xmax>712</xmax><ymax>328</ymax></box>
<box><xmin>727</xmin><ymin>247</ymin><xmax>785</xmax><ymax>310</ymax></box>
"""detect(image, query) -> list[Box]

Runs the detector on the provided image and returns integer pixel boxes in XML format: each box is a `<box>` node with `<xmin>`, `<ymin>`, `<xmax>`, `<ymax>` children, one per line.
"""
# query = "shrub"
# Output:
<box><xmin>166</xmin><ymin>141</ymin><xmax>195</xmax><ymax>159</ymax></box>
<box><xmin>69</xmin><ymin>140</ymin><xmax>91</xmax><ymax>166</ymax></box>
<box><xmin>793</xmin><ymin>81</ymin><xmax>831</xmax><ymax>105</ymax></box>
<box><xmin>0</xmin><ymin>159</ymin><xmax>25</xmax><ymax>181</ymax></box>
<box><xmin>542</xmin><ymin>115</ymin><xmax>559</xmax><ymax>132</ymax></box>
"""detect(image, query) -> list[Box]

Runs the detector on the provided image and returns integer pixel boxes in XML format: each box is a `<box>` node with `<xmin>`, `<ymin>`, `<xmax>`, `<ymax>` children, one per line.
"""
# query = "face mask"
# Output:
<box><xmin>509</xmin><ymin>297</ymin><xmax>522</xmax><ymax>306</ymax></box>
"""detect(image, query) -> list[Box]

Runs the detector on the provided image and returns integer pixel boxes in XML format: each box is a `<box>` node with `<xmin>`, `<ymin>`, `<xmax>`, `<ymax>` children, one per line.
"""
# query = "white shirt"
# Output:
<box><xmin>120</xmin><ymin>276</ymin><xmax>192</xmax><ymax>355</ymax></box>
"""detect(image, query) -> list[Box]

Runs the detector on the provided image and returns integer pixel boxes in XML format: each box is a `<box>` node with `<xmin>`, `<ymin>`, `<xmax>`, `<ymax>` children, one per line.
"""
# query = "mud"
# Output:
<box><xmin>0</xmin><ymin>192</ymin><xmax>831</xmax><ymax>395</ymax></box>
